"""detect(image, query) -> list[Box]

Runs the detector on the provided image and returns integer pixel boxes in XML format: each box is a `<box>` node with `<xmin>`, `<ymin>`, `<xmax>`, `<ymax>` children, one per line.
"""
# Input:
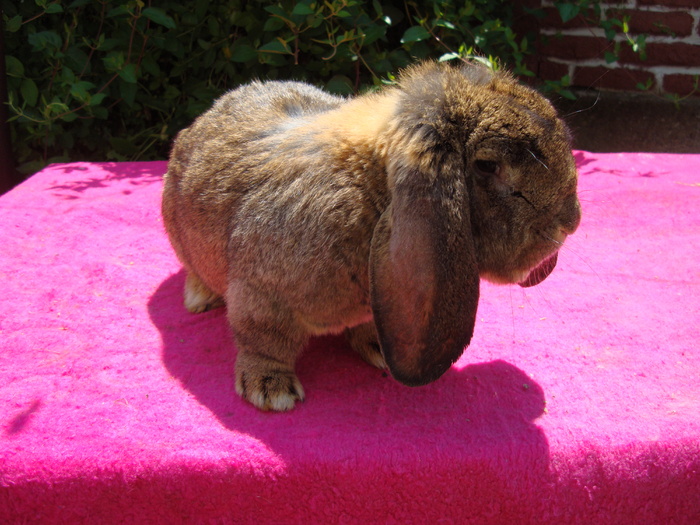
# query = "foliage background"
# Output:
<box><xmin>3</xmin><ymin>0</ymin><xmax>644</xmax><ymax>176</ymax></box>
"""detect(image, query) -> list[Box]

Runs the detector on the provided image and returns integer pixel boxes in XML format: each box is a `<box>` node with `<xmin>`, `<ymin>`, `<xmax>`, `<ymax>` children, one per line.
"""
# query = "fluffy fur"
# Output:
<box><xmin>162</xmin><ymin>61</ymin><xmax>581</xmax><ymax>411</ymax></box>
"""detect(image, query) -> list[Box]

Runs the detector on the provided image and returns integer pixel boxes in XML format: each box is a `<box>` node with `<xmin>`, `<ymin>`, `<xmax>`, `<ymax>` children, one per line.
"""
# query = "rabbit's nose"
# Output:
<box><xmin>552</xmin><ymin>228</ymin><xmax>568</xmax><ymax>245</ymax></box>
<box><xmin>558</xmin><ymin>196</ymin><xmax>581</xmax><ymax>235</ymax></box>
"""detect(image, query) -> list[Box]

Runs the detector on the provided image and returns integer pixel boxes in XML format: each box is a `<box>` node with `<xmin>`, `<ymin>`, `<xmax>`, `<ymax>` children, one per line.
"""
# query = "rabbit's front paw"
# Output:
<box><xmin>235</xmin><ymin>365</ymin><xmax>305</xmax><ymax>411</ymax></box>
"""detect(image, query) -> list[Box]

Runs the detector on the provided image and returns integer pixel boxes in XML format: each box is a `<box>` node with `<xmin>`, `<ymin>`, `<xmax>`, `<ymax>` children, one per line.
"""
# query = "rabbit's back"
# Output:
<box><xmin>168</xmin><ymin>81</ymin><xmax>345</xmax><ymax>188</ymax></box>
<box><xmin>162</xmin><ymin>81</ymin><xmax>387</xmax><ymax>324</ymax></box>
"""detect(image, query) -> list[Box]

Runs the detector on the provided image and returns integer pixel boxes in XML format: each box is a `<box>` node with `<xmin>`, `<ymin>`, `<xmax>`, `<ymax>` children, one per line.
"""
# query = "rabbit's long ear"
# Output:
<box><xmin>369</xmin><ymin>154</ymin><xmax>480</xmax><ymax>386</ymax></box>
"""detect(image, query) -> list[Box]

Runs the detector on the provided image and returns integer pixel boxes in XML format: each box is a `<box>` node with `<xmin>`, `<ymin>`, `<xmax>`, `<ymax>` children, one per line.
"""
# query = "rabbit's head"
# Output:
<box><xmin>370</xmin><ymin>62</ymin><xmax>581</xmax><ymax>387</ymax></box>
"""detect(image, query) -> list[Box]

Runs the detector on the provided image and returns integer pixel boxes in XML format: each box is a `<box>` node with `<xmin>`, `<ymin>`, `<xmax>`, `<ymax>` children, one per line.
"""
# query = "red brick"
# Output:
<box><xmin>514</xmin><ymin>0</ymin><xmax>541</xmax><ymax>8</ymax></box>
<box><xmin>512</xmin><ymin>5</ymin><xmax>542</xmax><ymax>41</ymax></box>
<box><xmin>521</xmin><ymin>58</ymin><xmax>569</xmax><ymax>86</ymax></box>
<box><xmin>607</xmin><ymin>9</ymin><xmax>694</xmax><ymax>36</ymax></box>
<box><xmin>573</xmin><ymin>66</ymin><xmax>657</xmax><ymax>92</ymax></box>
<box><xmin>638</xmin><ymin>0</ymin><xmax>700</xmax><ymax>7</ymax></box>
<box><xmin>663</xmin><ymin>74</ymin><xmax>700</xmax><ymax>97</ymax></box>
<box><xmin>540</xmin><ymin>7</ymin><xmax>601</xmax><ymax>30</ymax></box>
<box><xmin>538</xmin><ymin>35</ymin><xmax>611</xmax><ymax>61</ymax></box>
<box><xmin>619</xmin><ymin>42</ymin><xmax>700</xmax><ymax>66</ymax></box>
<box><xmin>537</xmin><ymin>59</ymin><xmax>570</xmax><ymax>81</ymax></box>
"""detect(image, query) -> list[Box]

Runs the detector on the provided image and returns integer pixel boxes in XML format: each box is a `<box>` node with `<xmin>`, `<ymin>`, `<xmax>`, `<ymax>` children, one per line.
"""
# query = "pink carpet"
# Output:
<box><xmin>1</xmin><ymin>153</ymin><xmax>699</xmax><ymax>523</ymax></box>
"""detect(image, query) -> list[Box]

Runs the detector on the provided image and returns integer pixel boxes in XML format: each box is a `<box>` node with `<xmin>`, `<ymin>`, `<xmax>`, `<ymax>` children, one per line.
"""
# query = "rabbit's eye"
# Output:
<box><xmin>474</xmin><ymin>160</ymin><xmax>500</xmax><ymax>177</ymax></box>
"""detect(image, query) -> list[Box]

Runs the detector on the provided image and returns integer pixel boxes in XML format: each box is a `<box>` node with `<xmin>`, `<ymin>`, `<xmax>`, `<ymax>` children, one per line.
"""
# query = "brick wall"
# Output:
<box><xmin>521</xmin><ymin>0</ymin><xmax>700</xmax><ymax>96</ymax></box>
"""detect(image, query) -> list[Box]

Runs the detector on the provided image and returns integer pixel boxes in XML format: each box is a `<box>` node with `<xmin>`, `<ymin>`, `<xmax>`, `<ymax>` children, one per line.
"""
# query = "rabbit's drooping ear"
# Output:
<box><xmin>369</xmin><ymin>154</ymin><xmax>480</xmax><ymax>387</ymax></box>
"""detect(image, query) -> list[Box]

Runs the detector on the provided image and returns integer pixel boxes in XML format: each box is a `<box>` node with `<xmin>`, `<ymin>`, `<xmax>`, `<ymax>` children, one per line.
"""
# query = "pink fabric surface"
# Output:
<box><xmin>0</xmin><ymin>153</ymin><xmax>699</xmax><ymax>523</ymax></box>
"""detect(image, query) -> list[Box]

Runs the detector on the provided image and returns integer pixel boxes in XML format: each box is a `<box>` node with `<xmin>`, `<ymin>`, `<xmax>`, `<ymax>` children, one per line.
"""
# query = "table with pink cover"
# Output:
<box><xmin>0</xmin><ymin>152</ymin><xmax>698</xmax><ymax>523</ymax></box>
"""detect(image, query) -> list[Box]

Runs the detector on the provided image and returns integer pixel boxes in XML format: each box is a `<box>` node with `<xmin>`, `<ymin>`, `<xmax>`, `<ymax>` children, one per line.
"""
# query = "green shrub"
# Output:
<box><xmin>3</xmin><ymin>0</ymin><xmax>645</xmax><ymax>175</ymax></box>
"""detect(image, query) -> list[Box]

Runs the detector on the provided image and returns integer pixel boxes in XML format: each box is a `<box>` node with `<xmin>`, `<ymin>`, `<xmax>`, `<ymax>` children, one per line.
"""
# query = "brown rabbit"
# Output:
<box><xmin>162</xmin><ymin>61</ymin><xmax>581</xmax><ymax>411</ymax></box>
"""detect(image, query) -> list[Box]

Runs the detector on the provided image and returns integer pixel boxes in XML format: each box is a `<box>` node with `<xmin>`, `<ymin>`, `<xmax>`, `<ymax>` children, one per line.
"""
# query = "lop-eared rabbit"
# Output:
<box><xmin>162</xmin><ymin>61</ymin><xmax>581</xmax><ymax>411</ymax></box>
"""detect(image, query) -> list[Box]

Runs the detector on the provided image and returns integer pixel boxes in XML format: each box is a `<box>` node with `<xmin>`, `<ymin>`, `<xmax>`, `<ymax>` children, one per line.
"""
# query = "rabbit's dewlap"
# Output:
<box><xmin>162</xmin><ymin>61</ymin><xmax>581</xmax><ymax>411</ymax></box>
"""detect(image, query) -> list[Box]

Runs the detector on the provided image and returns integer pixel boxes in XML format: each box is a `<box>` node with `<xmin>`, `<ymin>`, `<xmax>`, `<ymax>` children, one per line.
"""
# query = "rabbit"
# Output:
<box><xmin>162</xmin><ymin>61</ymin><xmax>581</xmax><ymax>411</ymax></box>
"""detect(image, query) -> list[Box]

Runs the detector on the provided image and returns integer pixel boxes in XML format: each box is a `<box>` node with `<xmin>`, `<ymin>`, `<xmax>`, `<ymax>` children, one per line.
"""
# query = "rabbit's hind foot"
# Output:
<box><xmin>184</xmin><ymin>272</ymin><xmax>224</xmax><ymax>313</ymax></box>
<box><xmin>346</xmin><ymin>322</ymin><xmax>387</xmax><ymax>370</ymax></box>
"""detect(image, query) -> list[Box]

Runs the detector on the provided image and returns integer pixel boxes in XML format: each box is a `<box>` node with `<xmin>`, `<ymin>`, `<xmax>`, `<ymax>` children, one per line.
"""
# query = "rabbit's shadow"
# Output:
<box><xmin>149</xmin><ymin>271</ymin><xmax>551</xmax><ymax>478</ymax></box>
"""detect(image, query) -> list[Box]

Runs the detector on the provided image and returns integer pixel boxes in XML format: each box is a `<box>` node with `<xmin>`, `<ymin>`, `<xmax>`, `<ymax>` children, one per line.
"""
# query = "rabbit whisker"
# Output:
<box><xmin>563</xmin><ymin>90</ymin><xmax>601</xmax><ymax>118</ymax></box>
<box><xmin>527</xmin><ymin>149</ymin><xmax>549</xmax><ymax>171</ymax></box>
<box><xmin>540</xmin><ymin>232</ymin><xmax>564</xmax><ymax>248</ymax></box>
<box><xmin>540</xmin><ymin>232</ymin><xmax>603</xmax><ymax>284</ymax></box>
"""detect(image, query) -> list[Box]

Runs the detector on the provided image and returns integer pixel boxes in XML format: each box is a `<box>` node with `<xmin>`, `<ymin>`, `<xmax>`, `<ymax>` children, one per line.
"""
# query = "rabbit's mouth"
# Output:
<box><xmin>518</xmin><ymin>251</ymin><xmax>558</xmax><ymax>288</ymax></box>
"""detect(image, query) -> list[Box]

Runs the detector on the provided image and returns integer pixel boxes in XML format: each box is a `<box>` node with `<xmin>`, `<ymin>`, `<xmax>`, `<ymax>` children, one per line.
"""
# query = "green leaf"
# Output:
<box><xmin>64</xmin><ymin>47</ymin><xmax>90</xmax><ymax>75</ymax></box>
<box><xmin>291</xmin><ymin>2</ymin><xmax>315</xmax><ymax>16</ymax></box>
<box><xmin>207</xmin><ymin>17</ymin><xmax>221</xmax><ymax>37</ymax></box>
<box><xmin>140</xmin><ymin>55</ymin><xmax>161</xmax><ymax>77</ymax></box>
<box><xmin>263</xmin><ymin>17</ymin><xmax>286</xmax><ymax>31</ymax></box>
<box><xmin>632</xmin><ymin>35</ymin><xmax>647</xmax><ymax>58</ymax></box>
<box><xmin>103</xmin><ymin>51</ymin><xmax>125</xmax><ymax>72</ymax></box>
<box><xmin>70</xmin><ymin>81</ymin><xmax>96</xmax><ymax>103</ymax></box>
<box><xmin>521</xmin><ymin>37</ymin><xmax>529</xmax><ymax>53</ymax></box>
<box><xmin>361</xmin><ymin>24</ymin><xmax>386</xmax><ymax>46</ymax></box>
<box><xmin>90</xmin><ymin>93</ymin><xmax>107</xmax><ymax>106</ymax></box>
<box><xmin>21</xmin><ymin>78</ymin><xmax>39</xmax><ymax>107</ymax></box>
<box><xmin>142</xmin><ymin>7</ymin><xmax>176</xmax><ymax>29</ymax></box>
<box><xmin>45</xmin><ymin>101</ymin><xmax>70</xmax><ymax>117</ymax></box>
<box><xmin>400</xmin><ymin>26</ymin><xmax>429</xmax><ymax>44</ymax></box>
<box><xmin>5</xmin><ymin>55</ymin><xmax>25</xmax><ymax>77</ymax></box>
<box><xmin>92</xmin><ymin>106</ymin><xmax>108</xmax><ymax>119</ymax></box>
<box><xmin>435</xmin><ymin>19</ymin><xmax>456</xmax><ymax>30</ymax></box>
<box><xmin>119</xmin><ymin>80</ymin><xmax>137</xmax><ymax>106</ymax></box>
<box><xmin>558</xmin><ymin>89</ymin><xmax>576</xmax><ymax>101</ymax></box>
<box><xmin>6</xmin><ymin>15</ymin><xmax>22</xmax><ymax>33</ymax></box>
<box><xmin>308</xmin><ymin>13</ymin><xmax>324</xmax><ymax>28</ymax></box>
<box><xmin>62</xmin><ymin>67</ymin><xmax>77</xmax><ymax>86</ymax></box>
<box><xmin>45</xmin><ymin>3</ymin><xmax>64</xmax><ymax>14</ymax></box>
<box><xmin>325</xmin><ymin>75</ymin><xmax>354</xmax><ymax>95</ymax></box>
<box><xmin>119</xmin><ymin>64</ymin><xmax>138</xmax><ymax>84</ymax></box>
<box><xmin>162</xmin><ymin>85</ymin><xmax>181</xmax><ymax>100</ymax></box>
<box><xmin>557</xmin><ymin>3</ymin><xmax>579</xmax><ymax>23</ymax></box>
<box><xmin>259</xmin><ymin>38</ymin><xmax>292</xmax><ymax>55</ymax></box>
<box><xmin>107</xmin><ymin>5</ymin><xmax>130</xmax><ymax>18</ymax></box>
<box><xmin>373</xmin><ymin>58</ymin><xmax>393</xmax><ymax>73</ymax></box>
<box><xmin>230</xmin><ymin>43</ymin><xmax>257</xmax><ymax>63</ymax></box>
<box><xmin>264</xmin><ymin>5</ymin><xmax>291</xmax><ymax>23</ymax></box>
<box><xmin>194</xmin><ymin>1</ymin><xmax>210</xmax><ymax>20</ymax></box>
<box><xmin>28</xmin><ymin>31</ymin><xmax>63</xmax><ymax>53</ymax></box>
<box><xmin>438</xmin><ymin>52</ymin><xmax>460</xmax><ymax>62</ymax></box>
